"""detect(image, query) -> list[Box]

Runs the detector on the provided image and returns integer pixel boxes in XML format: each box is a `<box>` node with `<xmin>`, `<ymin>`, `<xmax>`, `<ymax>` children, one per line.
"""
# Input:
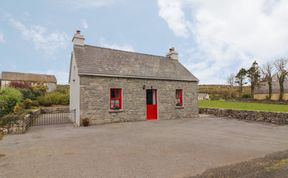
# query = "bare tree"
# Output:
<box><xmin>261</xmin><ymin>62</ymin><xmax>274</xmax><ymax>100</ymax></box>
<box><xmin>274</xmin><ymin>59</ymin><xmax>288</xmax><ymax>101</ymax></box>
<box><xmin>227</xmin><ymin>73</ymin><xmax>235</xmax><ymax>98</ymax></box>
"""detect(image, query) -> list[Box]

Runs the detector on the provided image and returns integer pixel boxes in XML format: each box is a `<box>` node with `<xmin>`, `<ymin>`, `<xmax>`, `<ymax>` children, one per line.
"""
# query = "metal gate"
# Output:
<box><xmin>32</xmin><ymin>110</ymin><xmax>76</xmax><ymax>126</ymax></box>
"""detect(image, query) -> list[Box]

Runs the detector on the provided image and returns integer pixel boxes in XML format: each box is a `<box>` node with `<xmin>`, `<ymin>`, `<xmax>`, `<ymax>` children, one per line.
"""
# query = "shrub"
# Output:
<box><xmin>32</xmin><ymin>85</ymin><xmax>47</xmax><ymax>98</ymax></box>
<box><xmin>37</xmin><ymin>91</ymin><xmax>69</xmax><ymax>106</ymax></box>
<box><xmin>22</xmin><ymin>99</ymin><xmax>34</xmax><ymax>109</ymax></box>
<box><xmin>55</xmin><ymin>85</ymin><xmax>69</xmax><ymax>94</ymax></box>
<box><xmin>19</xmin><ymin>88</ymin><xmax>35</xmax><ymax>100</ymax></box>
<box><xmin>13</xmin><ymin>103</ymin><xmax>25</xmax><ymax>113</ymax></box>
<box><xmin>0</xmin><ymin>88</ymin><xmax>22</xmax><ymax>117</ymax></box>
<box><xmin>242</xmin><ymin>94</ymin><xmax>252</xmax><ymax>99</ymax></box>
<box><xmin>37</xmin><ymin>95</ymin><xmax>53</xmax><ymax>106</ymax></box>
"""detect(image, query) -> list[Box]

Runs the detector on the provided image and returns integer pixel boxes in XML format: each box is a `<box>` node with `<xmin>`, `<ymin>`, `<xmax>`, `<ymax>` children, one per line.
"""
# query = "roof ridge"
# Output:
<box><xmin>84</xmin><ymin>44</ymin><xmax>169</xmax><ymax>59</ymax></box>
<box><xmin>2</xmin><ymin>71</ymin><xmax>55</xmax><ymax>77</ymax></box>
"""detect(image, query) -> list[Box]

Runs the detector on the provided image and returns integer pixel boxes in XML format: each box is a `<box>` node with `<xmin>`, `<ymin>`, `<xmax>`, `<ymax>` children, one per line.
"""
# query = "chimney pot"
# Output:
<box><xmin>167</xmin><ymin>47</ymin><xmax>178</xmax><ymax>60</ymax></box>
<box><xmin>72</xmin><ymin>30</ymin><xmax>85</xmax><ymax>46</ymax></box>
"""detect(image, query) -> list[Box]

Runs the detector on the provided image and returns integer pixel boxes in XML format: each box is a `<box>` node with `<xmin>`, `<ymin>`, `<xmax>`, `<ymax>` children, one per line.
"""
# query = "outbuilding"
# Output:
<box><xmin>69</xmin><ymin>31</ymin><xmax>199</xmax><ymax>126</ymax></box>
<box><xmin>0</xmin><ymin>71</ymin><xmax>57</xmax><ymax>92</ymax></box>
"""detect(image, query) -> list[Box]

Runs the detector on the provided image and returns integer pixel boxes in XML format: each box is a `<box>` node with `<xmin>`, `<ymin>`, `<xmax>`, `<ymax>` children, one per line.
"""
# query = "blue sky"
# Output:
<box><xmin>1</xmin><ymin>0</ymin><xmax>288</xmax><ymax>84</ymax></box>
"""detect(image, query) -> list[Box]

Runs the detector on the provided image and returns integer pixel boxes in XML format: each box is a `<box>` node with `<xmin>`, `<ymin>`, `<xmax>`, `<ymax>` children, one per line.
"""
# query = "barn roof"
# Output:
<box><xmin>1</xmin><ymin>71</ymin><xmax>57</xmax><ymax>83</ymax></box>
<box><xmin>73</xmin><ymin>45</ymin><xmax>198</xmax><ymax>82</ymax></box>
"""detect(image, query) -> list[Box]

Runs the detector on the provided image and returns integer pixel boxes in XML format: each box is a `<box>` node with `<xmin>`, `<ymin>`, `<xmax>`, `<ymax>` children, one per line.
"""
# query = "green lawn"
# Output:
<box><xmin>199</xmin><ymin>100</ymin><xmax>288</xmax><ymax>112</ymax></box>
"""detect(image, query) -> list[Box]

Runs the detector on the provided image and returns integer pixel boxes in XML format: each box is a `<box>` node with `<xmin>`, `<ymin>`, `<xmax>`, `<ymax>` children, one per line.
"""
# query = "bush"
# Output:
<box><xmin>37</xmin><ymin>91</ymin><xmax>69</xmax><ymax>106</ymax></box>
<box><xmin>0</xmin><ymin>88</ymin><xmax>23</xmax><ymax>117</ymax></box>
<box><xmin>13</xmin><ymin>103</ymin><xmax>25</xmax><ymax>113</ymax></box>
<box><xmin>19</xmin><ymin>88</ymin><xmax>35</xmax><ymax>100</ymax></box>
<box><xmin>242</xmin><ymin>94</ymin><xmax>252</xmax><ymax>99</ymax></box>
<box><xmin>55</xmin><ymin>85</ymin><xmax>69</xmax><ymax>94</ymax></box>
<box><xmin>37</xmin><ymin>95</ymin><xmax>53</xmax><ymax>106</ymax></box>
<box><xmin>23</xmin><ymin>99</ymin><xmax>33</xmax><ymax>109</ymax></box>
<box><xmin>32</xmin><ymin>85</ymin><xmax>47</xmax><ymax>98</ymax></box>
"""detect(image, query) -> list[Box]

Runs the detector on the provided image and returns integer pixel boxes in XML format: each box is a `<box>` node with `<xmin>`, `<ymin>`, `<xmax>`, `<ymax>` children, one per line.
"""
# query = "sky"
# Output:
<box><xmin>1</xmin><ymin>0</ymin><xmax>288</xmax><ymax>84</ymax></box>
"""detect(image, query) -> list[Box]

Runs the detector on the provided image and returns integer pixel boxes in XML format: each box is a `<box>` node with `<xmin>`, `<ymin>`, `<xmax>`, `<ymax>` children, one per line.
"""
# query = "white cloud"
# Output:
<box><xmin>157</xmin><ymin>0</ymin><xmax>288</xmax><ymax>84</ymax></box>
<box><xmin>10</xmin><ymin>19</ymin><xmax>68</xmax><ymax>55</ymax></box>
<box><xmin>99</xmin><ymin>41</ymin><xmax>135</xmax><ymax>52</ymax></box>
<box><xmin>0</xmin><ymin>31</ymin><xmax>5</xmax><ymax>43</ymax></box>
<box><xmin>82</xmin><ymin>19</ymin><xmax>88</xmax><ymax>29</ymax></box>
<box><xmin>157</xmin><ymin>0</ymin><xmax>191</xmax><ymax>37</ymax></box>
<box><xmin>62</xmin><ymin>0</ymin><xmax>120</xmax><ymax>9</ymax></box>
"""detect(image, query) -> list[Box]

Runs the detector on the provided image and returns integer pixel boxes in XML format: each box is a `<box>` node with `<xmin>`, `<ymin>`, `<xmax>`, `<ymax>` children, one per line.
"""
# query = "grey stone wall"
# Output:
<box><xmin>1</xmin><ymin>109</ymin><xmax>41</xmax><ymax>134</ymax></box>
<box><xmin>200</xmin><ymin>108</ymin><xmax>288</xmax><ymax>125</ymax></box>
<box><xmin>79</xmin><ymin>76</ymin><xmax>198</xmax><ymax>125</ymax></box>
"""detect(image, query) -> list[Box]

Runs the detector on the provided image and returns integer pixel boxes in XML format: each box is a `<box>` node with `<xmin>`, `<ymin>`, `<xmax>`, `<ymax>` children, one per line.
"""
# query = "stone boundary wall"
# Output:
<box><xmin>1</xmin><ymin>107</ymin><xmax>70</xmax><ymax>135</ymax></box>
<box><xmin>0</xmin><ymin>109</ymin><xmax>41</xmax><ymax>134</ymax></box>
<box><xmin>199</xmin><ymin>108</ymin><xmax>288</xmax><ymax>125</ymax></box>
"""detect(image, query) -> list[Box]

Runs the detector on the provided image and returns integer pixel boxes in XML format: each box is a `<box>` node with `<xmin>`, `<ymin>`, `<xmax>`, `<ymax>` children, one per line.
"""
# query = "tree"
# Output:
<box><xmin>227</xmin><ymin>73</ymin><xmax>235</xmax><ymax>86</ymax></box>
<box><xmin>261</xmin><ymin>62</ymin><xmax>274</xmax><ymax>100</ymax></box>
<box><xmin>235</xmin><ymin>68</ymin><xmax>247</xmax><ymax>96</ymax></box>
<box><xmin>247</xmin><ymin>61</ymin><xmax>261</xmax><ymax>98</ymax></box>
<box><xmin>274</xmin><ymin>59</ymin><xmax>288</xmax><ymax>101</ymax></box>
<box><xmin>0</xmin><ymin>87</ymin><xmax>23</xmax><ymax>117</ymax></box>
<box><xmin>227</xmin><ymin>73</ymin><xmax>235</xmax><ymax>98</ymax></box>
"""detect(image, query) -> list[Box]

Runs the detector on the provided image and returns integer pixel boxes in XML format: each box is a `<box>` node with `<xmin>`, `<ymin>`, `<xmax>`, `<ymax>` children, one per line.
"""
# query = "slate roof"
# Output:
<box><xmin>1</xmin><ymin>71</ymin><xmax>57</xmax><ymax>83</ymax></box>
<box><xmin>73</xmin><ymin>45</ymin><xmax>198</xmax><ymax>82</ymax></box>
<box><xmin>255</xmin><ymin>80</ymin><xmax>288</xmax><ymax>94</ymax></box>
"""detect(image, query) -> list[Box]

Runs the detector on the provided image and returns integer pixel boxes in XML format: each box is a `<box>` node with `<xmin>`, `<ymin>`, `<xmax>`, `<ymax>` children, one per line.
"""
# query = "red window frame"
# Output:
<box><xmin>176</xmin><ymin>89</ymin><xmax>183</xmax><ymax>106</ymax></box>
<box><xmin>110</xmin><ymin>88</ymin><xmax>122</xmax><ymax>110</ymax></box>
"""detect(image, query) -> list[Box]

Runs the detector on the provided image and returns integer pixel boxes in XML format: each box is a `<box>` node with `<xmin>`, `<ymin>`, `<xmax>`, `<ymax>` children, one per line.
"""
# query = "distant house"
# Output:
<box><xmin>254</xmin><ymin>79</ymin><xmax>288</xmax><ymax>100</ymax></box>
<box><xmin>198</xmin><ymin>93</ymin><xmax>210</xmax><ymax>100</ymax></box>
<box><xmin>69</xmin><ymin>31</ymin><xmax>199</xmax><ymax>126</ymax></box>
<box><xmin>0</xmin><ymin>71</ymin><xmax>57</xmax><ymax>92</ymax></box>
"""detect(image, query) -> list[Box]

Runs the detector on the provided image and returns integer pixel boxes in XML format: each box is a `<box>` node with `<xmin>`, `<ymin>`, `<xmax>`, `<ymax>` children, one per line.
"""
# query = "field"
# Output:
<box><xmin>199</xmin><ymin>85</ymin><xmax>250</xmax><ymax>95</ymax></box>
<box><xmin>199</xmin><ymin>100</ymin><xmax>288</xmax><ymax>112</ymax></box>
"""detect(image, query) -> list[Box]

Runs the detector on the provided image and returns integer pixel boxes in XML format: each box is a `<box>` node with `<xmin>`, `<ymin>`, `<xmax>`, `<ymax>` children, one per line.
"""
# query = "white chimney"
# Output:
<box><xmin>72</xmin><ymin>30</ymin><xmax>85</xmax><ymax>46</ymax></box>
<box><xmin>167</xmin><ymin>47</ymin><xmax>178</xmax><ymax>60</ymax></box>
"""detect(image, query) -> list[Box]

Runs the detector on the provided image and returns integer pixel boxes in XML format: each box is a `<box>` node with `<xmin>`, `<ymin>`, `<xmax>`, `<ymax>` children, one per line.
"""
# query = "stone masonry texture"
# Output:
<box><xmin>79</xmin><ymin>76</ymin><xmax>198</xmax><ymax>125</ymax></box>
<box><xmin>199</xmin><ymin>108</ymin><xmax>288</xmax><ymax>125</ymax></box>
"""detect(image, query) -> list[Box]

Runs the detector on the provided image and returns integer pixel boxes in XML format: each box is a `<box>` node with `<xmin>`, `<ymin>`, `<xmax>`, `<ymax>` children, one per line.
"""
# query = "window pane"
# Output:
<box><xmin>115</xmin><ymin>89</ymin><xmax>120</xmax><ymax>98</ymax></box>
<box><xmin>146</xmin><ymin>90</ymin><xmax>153</xmax><ymax>105</ymax></box>
<box><xmin>176</xmin><ymin>89</ymin><xmax>182</xmax><ymax>106</ymax></box>
<box><xmin>114</xmin><ymin>99</ymin><xmax>119</xmax><ymax>106</ymax></box>
<box><xmin>111</xmin><ymin>89</ymin><xmax>115</xmax><ymax>98</ymax></box>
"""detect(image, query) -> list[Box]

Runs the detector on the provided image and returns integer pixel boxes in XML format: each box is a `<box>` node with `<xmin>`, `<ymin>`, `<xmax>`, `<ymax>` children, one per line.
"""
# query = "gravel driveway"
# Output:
<box><xmin>1</xmin><ymin>116</ymin><xmax>288</xmax><ymax>178</ymax></box>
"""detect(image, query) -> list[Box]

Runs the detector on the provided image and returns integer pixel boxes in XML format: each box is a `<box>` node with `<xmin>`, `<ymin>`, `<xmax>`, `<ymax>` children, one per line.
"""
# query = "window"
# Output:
<box><xmin>176</xmin><ymin>89</ymin><xmax>183</xmax><ymax>106</ymax></box>
<box><xmin>110</xmin><ymin>88</ymin><xmax>122</xmax><ymax>110</ymax></box>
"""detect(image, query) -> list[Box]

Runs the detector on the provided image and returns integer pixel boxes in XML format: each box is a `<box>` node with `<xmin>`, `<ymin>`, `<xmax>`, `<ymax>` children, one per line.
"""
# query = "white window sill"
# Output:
<box><xmin>175</xmin><ymin>106</ymin><xmax>184</xmax><ymax>109</ymax></box>
<box><xmin>109</xmin><ymin>109</ymin><xmax>124</xmax><ymax>113</ymax></box>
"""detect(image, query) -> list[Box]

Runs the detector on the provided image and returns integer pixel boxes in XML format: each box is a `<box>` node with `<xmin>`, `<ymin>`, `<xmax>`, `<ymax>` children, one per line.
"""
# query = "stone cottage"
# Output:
<box><xmin>69</xmin><ymin>31</ymin><xmax>199</xmax><ymax>126</ymax></box>
<box><xmin>0</xmin><ymin>71</ymin><xmax>57</xmax><ymax>92</ymax></box>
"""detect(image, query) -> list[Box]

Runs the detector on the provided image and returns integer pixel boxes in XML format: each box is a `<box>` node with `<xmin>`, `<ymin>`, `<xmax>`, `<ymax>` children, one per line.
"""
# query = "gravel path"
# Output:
<box><xmin>1</xmin><ymin>116</ymin><xmax>288</xmax><ymax>178</ymax></box>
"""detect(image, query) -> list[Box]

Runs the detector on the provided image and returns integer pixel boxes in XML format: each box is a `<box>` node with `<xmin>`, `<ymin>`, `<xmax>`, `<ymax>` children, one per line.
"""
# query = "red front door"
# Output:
<box><xmin>146</xmin><ymin>89</ymin><xmax>157</xmax><ymax>120</ymax></box>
